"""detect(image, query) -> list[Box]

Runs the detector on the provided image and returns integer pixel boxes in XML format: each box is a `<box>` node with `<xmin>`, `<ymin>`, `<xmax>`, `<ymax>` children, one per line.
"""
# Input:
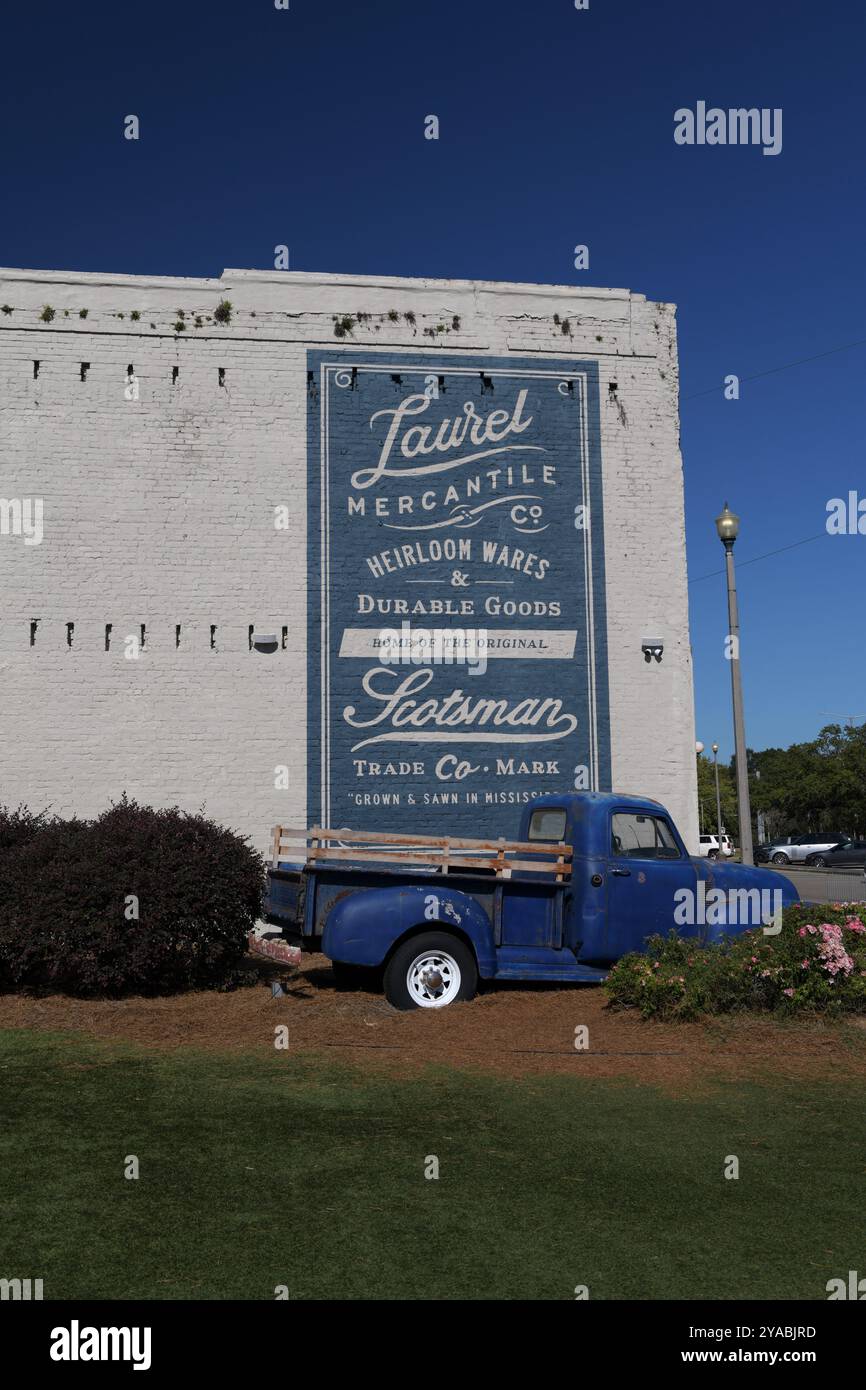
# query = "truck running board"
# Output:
<box><xmin>493</xmin><ymin>962</ymin><xmax>609</xmax><ymax>984</ymax></box>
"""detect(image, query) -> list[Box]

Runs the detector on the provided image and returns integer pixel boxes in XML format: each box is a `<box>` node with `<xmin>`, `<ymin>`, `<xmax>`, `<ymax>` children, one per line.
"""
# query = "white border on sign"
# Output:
<box><xmin>319</xmin><ymin>362</ymin><xmax>599</xmax><ymax>826</ymax></box>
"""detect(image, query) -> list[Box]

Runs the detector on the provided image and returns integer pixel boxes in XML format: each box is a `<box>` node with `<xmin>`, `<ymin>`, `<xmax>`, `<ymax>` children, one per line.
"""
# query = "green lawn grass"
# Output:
<box><xmin>1</xmin><ymin>1028</ymin><xmax>862</xmax><ymax>1300</ymax></box>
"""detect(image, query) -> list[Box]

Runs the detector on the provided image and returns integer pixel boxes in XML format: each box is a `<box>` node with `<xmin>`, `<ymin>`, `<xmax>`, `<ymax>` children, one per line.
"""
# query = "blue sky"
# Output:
<box><xmin>1</xmin><ymin>0</ymin><xmax>863</xmax><ymax>760</ymax></box>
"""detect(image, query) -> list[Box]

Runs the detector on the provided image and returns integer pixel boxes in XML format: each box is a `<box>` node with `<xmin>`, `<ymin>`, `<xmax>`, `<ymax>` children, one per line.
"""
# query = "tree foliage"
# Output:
<box><xmin>698</xmin><ymin>722</ymin><xmax>866</xmax><ymax>844</ymax></box>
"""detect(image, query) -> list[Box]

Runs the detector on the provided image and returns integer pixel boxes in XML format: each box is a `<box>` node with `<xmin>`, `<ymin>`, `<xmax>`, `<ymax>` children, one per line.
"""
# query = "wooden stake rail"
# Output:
<box><xmin>270</xmin><ymin>825</ymin><xmax>572</xmax><ymax>880</ymax></box>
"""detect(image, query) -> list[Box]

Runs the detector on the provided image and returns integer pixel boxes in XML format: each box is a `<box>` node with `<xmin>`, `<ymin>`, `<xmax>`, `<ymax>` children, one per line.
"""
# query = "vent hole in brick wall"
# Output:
<box><xmin>80</xmin><ymin>362</ymin><xmax>90</xmax><ymax>382</ymax></box>
<box><xmin>66</xmin><ymin>622</ymin><xmax>74</xmax><ymax>648</ymax></box>
<box><xmin>218</xmin><ymin>367</ymin><xmax>226</xmax><ymax>387</ymax></box>
<box><xmin>210</xmin><ymin>625</ymin><xmax>217</xmax><ymax>651</ymax></box>
<box><xmin>172</xmin><ymin>366</ymin><xmax>179</xmax><ymax>384</ymax></box>
<box><xmin>248</xmin><ymin>625</ymin><xmax>254</xmax><ymax>651</ymax></box>
<box><xmin>127</xmin><ymin>364</ymin><xmax>134</xmax><ymax>378</ymax></box>
<box><xmin>140</xmin><ymin>623</ymin><xmax>146</xmax><ymax>651</ymax></box>
<box><xmin>281</xmin><ymin>626</ymin><xmax>288</xmax><ymax>650</ymax></box>
<box><xmin>29</xmin><ymin>619</ymin><xmax>39</xmax><ymax>647</ymax></box>
<box><xmin>33</xmin><ymin>361</ymin><xmax>40</xmax><ymax>380</ymax></box>
<box><xmin>175</xmin><ymin>623</ymin><xmax>181</xmax><ymax>648</ymax></box>
<box><xmin>480</xmin><ymin>373</ymin><xmax>493</xmax><ymax>393</ymax></box>
<box><xmin>105</xmin><ymin>624</ymin><xmax>112</xmax><ymax>651</ymax></box>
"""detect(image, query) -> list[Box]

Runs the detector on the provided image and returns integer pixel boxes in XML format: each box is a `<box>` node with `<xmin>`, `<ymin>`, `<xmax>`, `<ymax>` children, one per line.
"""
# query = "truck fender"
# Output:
<box><xmin>322</xmin><ymin>883</ymin><xmax>497</xmax><ymax>975</ymax></box>
<box><xmin>694</xmin><ymin>860</ymin><xmax>799</xmax><ymax>943</ymax></box>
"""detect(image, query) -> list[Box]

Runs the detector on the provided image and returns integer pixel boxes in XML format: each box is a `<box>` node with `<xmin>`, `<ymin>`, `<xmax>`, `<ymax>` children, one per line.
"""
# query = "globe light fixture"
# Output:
<box><xmin>715</xmin><ymin>502</ymin><xmax>740</xmax><ymax>547</ymax></box>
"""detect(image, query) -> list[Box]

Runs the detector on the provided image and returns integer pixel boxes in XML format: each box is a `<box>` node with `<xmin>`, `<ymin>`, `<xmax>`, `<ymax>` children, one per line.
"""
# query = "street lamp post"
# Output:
<box><xmin>695</xmin><ymin>741</ymin><xmax>704</xmax><ymax>834</ymax></box>
<box><xmin>712</xmin><ymin>742</ymin><xmax>723</xmax><ymax>854</ymax></box>
<box><xmin>715</xmin><ymin>503</ymin><xmax>754</xmax><ymax>865</ymax></box>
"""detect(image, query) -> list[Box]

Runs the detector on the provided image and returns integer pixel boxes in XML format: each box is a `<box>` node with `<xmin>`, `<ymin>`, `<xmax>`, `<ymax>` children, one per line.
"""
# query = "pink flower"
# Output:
<box><xmin>801</xmin><ymin>960</ymin><xmax>810</xmax><ymax>969</ymax></box>
<box><xmin>798</xmin><ymin>927</ymin><xmax>807</xmax><ymax>938</ymax></box>
<box><xmin>783</xmin><ymin>988</ymin><xmax>795</xmax><ymax>997</ymax></box>
<box><xmin>816</xmin><ymin>924</ymin><xmax>854</xmax><ymax>978</ymax></box>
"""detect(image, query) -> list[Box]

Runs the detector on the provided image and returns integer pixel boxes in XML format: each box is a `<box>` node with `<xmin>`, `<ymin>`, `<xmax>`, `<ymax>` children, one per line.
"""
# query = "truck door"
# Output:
<box><xmin>604</xmin><ymin>808</ymin><xmax>697</xmax><ymax>960</ymax></box>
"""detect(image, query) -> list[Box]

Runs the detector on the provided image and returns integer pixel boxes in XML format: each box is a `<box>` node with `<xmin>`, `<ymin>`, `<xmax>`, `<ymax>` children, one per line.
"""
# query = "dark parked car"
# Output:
<box><xmin>804</xmin><ymin>840</ymin><xmax>866</xmax><ymax>869</ymax></box>
<box><xmin>756</xmin><ymin>833</ymin><xmax>849</xmax><ymax>865</ymax></box>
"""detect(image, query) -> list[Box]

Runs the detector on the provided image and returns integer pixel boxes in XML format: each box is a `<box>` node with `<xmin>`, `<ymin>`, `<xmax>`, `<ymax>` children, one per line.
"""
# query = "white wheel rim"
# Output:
<box><xmin>406</xmin><ymin>950</ymin><xmax>461</xmax><ymax>1008</ymax></box>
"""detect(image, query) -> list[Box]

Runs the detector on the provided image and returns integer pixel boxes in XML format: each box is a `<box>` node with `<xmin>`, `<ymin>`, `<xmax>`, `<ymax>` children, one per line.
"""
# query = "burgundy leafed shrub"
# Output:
<box><xmin>0</xmin><ymin>803</ymin><xmax>67</xmax><ymax>852</ymax></box>
<box><xmin>0</xmin><ymin>798</ymin><xmax>265</xmax><ymax>996</ymax></box>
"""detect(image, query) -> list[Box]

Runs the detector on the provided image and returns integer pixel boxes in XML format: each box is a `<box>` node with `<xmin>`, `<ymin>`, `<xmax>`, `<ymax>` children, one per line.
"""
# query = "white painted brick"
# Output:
<box><xmin>0</xmin><ymin>267</ymin><xmax>698</xmax><ymax>851</ymax></box>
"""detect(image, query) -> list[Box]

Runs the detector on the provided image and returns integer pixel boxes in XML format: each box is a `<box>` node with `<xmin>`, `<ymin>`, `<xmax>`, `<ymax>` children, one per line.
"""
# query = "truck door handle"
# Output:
<box><xmin>610</xmin><ymin>867</ymin><xmax>631</xmax><ymax>876</ymax></box>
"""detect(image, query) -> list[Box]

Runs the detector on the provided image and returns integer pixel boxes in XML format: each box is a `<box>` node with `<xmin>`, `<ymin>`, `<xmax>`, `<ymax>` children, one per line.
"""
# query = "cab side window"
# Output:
<box><xmin>611</xmin><ymin>812</ymin><xmax>680</xmax><ymax>859</ymax></box>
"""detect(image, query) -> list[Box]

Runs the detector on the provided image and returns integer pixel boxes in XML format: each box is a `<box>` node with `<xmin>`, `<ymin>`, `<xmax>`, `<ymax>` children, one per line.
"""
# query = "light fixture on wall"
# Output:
<box><xmin>641</xmin><ymin>637</ymin><xmax>664</xmax><ymax>664</ymax></box>
<box><xmin>250</xmin><ymin>631</ymin><xmax>278</xmax><ymax>654</ymax></box>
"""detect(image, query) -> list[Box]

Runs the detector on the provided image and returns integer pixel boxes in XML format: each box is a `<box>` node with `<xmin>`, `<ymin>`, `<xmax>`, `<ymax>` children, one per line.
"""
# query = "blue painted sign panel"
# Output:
<box><xmin>307</xmin><ymin>350</ymin><xmax>611</xmax><ymax>835</ymax></box>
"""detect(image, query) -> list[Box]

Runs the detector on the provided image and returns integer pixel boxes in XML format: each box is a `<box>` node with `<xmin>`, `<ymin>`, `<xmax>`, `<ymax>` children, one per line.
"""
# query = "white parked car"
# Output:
<box><xmin>755</xmin><ymin>833</ymin><xmax>849</xmax><ymax>866</ymax></box>
<box><xmin>698</xmin><ymin>833</ymin><xmax>734</xmax><ymax>860</ymax></box>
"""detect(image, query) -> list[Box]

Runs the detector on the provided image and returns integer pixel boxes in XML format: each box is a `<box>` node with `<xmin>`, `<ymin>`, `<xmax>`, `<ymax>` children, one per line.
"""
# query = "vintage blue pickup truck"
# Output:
<box><xmin>263</xmin><ymin>792</ymin><xmax>799</xmax><ymax>1010</ymax></box>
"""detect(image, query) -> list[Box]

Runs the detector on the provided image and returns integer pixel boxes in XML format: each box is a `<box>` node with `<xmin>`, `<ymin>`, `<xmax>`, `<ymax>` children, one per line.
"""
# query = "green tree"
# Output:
<box><xmin>696</xmin><ymin>755</ymin><xmax>737</xmax><ymax>838</ymax></box>
<box><xmin>709</xmin><ymin>721</ymin><xmax>866</xmax><ymax>846</ymax></box>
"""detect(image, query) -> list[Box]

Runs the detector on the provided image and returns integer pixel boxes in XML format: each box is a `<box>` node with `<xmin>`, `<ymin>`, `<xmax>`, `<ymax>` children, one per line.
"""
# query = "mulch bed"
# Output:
<box><xmin>1</xmin><ymin>952</ymin><xmax>864</xmax><ymax>1091</ymax></box>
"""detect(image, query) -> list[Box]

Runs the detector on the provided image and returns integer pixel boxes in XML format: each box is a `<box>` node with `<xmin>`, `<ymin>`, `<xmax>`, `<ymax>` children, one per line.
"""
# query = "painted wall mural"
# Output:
<box><xmin>307</xmin><ymin>350</ymin><xmax>611</xmax><ymax>835</ymax></box>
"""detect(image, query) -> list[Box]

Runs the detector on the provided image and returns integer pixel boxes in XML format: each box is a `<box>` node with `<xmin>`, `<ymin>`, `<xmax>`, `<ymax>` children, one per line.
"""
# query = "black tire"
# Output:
<box><xmin>772</xmin><ymin>852</ymin><xmax>790</xmax><ymax>865</ymax></box>
<box><xmin>383</xmin><ymin>931</ymin><xmax>478</xmax><ymax>1011</ymax></box>
<box><xmin>708</xmin><ymin>849</ymin><xmax>718</xmax><ymax>860</ymax></box>
<box><xmin>812</xmin><ymin>856</ymin><xmax>827</xmax><ymax>869</ymax></box>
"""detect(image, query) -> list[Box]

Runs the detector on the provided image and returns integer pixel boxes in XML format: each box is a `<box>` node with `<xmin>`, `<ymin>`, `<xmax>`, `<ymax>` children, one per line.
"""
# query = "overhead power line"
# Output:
<box><xmin>688</xmin><ymin>532</ymin><xmax>827</xmax><ymax>585</ymax></box>
<box><xmin>681</xmin><ymin>334</ymin><xmax>866</xmax><ymax>402</ymax></box>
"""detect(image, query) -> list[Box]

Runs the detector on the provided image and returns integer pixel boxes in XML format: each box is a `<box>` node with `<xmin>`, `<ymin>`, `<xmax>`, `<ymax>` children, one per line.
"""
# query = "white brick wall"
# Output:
<box><xmin>0</xmin><ymin>267</ymin><xmax>698</xmax><ymax>853</ymax></box>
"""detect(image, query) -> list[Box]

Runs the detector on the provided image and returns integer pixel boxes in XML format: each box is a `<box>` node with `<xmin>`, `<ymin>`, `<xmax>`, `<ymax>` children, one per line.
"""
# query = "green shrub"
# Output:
<box><xmin>604</xmin><ymin>902</ymin><xmax>866</xmax><ymax>1020</ymax></box>
<box><xmin>0</xmin><ymin>799</ymin><xmax>265</xmax><ymax>997</ymax></box>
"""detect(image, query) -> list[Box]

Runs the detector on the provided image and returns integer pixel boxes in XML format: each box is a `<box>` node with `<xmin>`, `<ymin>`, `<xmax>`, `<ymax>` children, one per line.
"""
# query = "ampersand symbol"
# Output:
<box><xmin>450</xmin><ymin>570</ymin><xmax>469</xmax><ymax>588</ymax></box>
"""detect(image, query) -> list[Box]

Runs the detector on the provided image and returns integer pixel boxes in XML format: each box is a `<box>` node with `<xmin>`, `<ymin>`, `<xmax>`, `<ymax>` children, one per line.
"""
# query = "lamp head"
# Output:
<box><xmin>715</xmin><ymin>502</ymin><xmax>740</xmax><ymax>547</ymax></box>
